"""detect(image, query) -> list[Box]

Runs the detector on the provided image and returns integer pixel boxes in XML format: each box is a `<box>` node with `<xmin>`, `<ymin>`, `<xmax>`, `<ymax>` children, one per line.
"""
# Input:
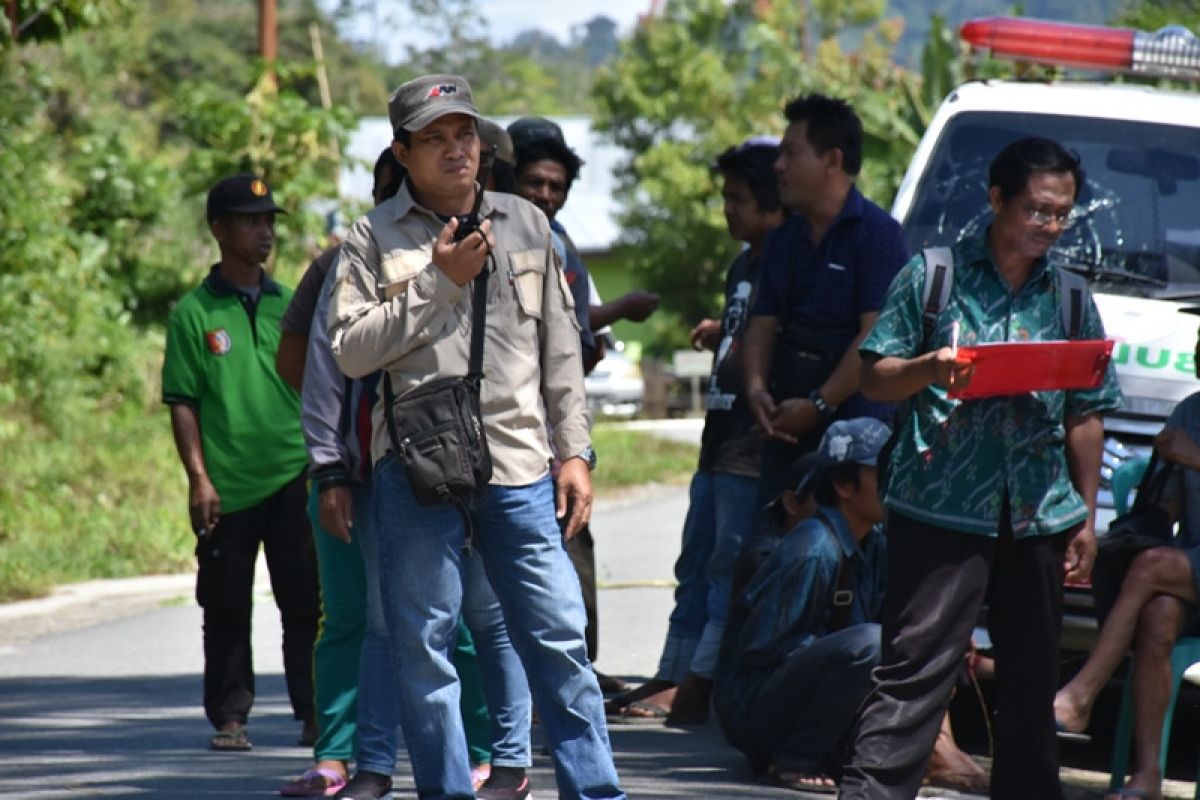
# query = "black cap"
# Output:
<box><xmin>206</xmin><ymin>174</ymin><xmax>286</xmax><ymax>223</ymax></box>
<box><xmin>388</xmin><ymin>74</ymin><xmax>480</xmax><ymax>135</ymax></box>
<box><xmin>507</xmin><ymin>116</ymin><xmax>567</xmax><ymax>149</ymax></box>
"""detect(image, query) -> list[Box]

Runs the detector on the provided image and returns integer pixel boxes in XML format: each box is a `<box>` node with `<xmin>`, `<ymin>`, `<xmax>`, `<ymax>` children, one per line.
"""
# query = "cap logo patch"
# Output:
<box><xmin>426</xmin><ymin>84</ymin><xmax>458</xmax><ymax>99</ymax></box>
<box><xmin>827</xmin><ymin>434</ymin><xmax>851</xmax><ymax>461</ymax></box>
<box><xmin>206</xmin><ymin>329</ymin><xmax>232</xmax><ymax>355</ymax></box>
<box><xmin>250</xmin><ymin>179</ymin><xmax>269</xmax><ymax>197</ymax></box>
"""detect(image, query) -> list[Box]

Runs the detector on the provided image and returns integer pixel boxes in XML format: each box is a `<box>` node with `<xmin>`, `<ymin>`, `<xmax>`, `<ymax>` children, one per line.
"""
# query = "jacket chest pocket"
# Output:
<box><xmin>509</xmin><ymin>250</ymin><xmax>545</xmax><ymax>319</ymax></box>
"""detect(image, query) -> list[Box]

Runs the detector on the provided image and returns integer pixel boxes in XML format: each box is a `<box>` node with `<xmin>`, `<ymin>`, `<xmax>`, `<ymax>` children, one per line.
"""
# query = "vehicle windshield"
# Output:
<box><xmin>902</xmin><ymin>111</ymin><xmax>1200</xmax><ymax>299</ymax></box>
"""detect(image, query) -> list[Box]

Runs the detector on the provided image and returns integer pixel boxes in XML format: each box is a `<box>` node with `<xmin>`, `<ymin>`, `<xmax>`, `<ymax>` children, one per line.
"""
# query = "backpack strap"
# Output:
<box><xmin>813</xmin><ymin>509</ymin><xmax>856</xmax><ymax>633</ymax></box>
<box><xmin>1056</xmin><ymin>266</ymin><xmax>1087</xmax><ymax>340</ymax></box>
<box><xmin>921</xmin><ymin>247</ymin><xmax>954</xmax><ymax>348</ymax></box>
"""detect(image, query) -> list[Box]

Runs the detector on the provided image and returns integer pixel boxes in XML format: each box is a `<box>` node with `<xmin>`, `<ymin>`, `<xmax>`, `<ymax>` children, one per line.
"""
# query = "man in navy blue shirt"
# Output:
<box><xmin>741</xmin><ymin>94</ymin><xmax>909</xmax><ymax>507</ymax></box>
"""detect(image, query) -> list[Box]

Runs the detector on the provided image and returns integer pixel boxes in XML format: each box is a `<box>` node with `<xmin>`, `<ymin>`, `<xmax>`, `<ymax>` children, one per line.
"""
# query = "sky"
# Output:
<box><xmin>324</xmin><ymin>0</ymin><xmax>654</xmax><ymax>62</ymax></box>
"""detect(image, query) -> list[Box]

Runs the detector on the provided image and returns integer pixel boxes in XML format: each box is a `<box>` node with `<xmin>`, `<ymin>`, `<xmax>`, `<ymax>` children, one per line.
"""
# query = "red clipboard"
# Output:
<box><xmin>948</xmin><ymin>339</ymin><xmax>1114</xmax><ymax>400</ymax></box>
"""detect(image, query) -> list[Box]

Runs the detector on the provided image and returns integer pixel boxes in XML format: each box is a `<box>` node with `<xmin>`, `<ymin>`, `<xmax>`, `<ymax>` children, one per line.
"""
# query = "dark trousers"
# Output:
<box><xmin>839</xmin><ymin>511</ymin><xmax>1068</xmax><ymax>800</ymax></box>
<box><xmin>716</xmin><ymin>623</ymin><xmax>881</xmax><ymax>775</ymax></box>
<box><xmin>566</xmin><ymin>524</ymin><xmax>598</xmax><ymax>661</ymax></box>
<box><xmin>195</xmin><ymin>470</ymin><xmax>320</xmax><ymax>729</ymax></box>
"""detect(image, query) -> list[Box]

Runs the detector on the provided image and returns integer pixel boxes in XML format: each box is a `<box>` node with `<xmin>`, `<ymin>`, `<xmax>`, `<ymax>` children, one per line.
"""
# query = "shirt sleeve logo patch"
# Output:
<box><xmin>205</xmin><ymin>329</ymin><xmax>232</xmax><ymax>355</ymax></box>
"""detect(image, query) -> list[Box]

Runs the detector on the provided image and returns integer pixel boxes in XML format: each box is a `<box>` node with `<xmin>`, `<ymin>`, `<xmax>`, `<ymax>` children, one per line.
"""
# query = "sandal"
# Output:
<box><xmin>618</xmin><ymin>700</ymin><xmax>670</xmax><ymax>722</ymax></box>
<box><xmin>210</xmin><ymin>727</ymin><xmax>252</xmax><ymax>752</ymax></box>
<box><xmin>279</xmin><ymin>766</ymin><xmax>347</xmax><ymax>797</ymax></box>
<box><xmin>767</xmin><ymin>763</ymin><xmax>838</xmax><ymax>794</ymax></box>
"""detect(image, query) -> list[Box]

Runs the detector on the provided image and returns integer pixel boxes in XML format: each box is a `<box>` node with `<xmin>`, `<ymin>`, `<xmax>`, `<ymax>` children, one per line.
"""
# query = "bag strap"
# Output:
<box><xmin>921</xmin><ymin>246</ymin><xmax>954</xmax><ymax>348</ymax></box>
<box><xmin>1056</xmin><ymin>266</ymin><xmax>1087</xmax><ymax>340</ymax></box>
<box><xmin>382</xmin><ymin>264</ymin><xmax>491</xmax><ymax>444</ymax></box>
<box><xmin>814</xmin><ymin>508</ymin><xmax>856</xmax><ymax>633</ymax></box>
<box><xmin>467</xmin><ymin>267</ymin><xmax>489</xmax><ymax>379</ymax></box>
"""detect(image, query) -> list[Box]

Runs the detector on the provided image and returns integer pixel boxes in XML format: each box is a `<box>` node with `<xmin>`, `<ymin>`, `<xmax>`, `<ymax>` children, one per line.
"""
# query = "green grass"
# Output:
<box><xmin>0</xmin><ymin>407</ymin><xmax>695</xmax><ymax>603</ymax></box>
<box><xmin>590</xmin><ymin>424</ymin><xmax>697</xmax><ymax>493</ymax></box>
<box><xmin>0</xmin><ymin>404</ymin><xmax>192</xmax><ymax>603</ymax></box>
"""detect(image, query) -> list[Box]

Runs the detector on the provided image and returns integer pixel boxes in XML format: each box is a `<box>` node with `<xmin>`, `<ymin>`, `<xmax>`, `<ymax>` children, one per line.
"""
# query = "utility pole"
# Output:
<box><xmin>259</xmin><ymin>0</ymin><xmax>277</xmax><ymax>86</ymax></box>
<box><xmin>6</xmin><ymin>0</ymin><xmax>18</xmax><ymax>43</ymax></box>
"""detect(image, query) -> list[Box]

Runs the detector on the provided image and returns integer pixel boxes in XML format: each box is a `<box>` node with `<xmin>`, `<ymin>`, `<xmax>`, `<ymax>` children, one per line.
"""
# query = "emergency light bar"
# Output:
<box><xmin>960</xmin><ymin>16</ymin><xmax>1200</xmax><ymax>81</ymax></box>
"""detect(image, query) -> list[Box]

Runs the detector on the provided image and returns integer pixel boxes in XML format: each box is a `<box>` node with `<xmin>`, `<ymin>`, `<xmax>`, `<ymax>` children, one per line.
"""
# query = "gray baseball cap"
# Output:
<box><xmin>388</xmin><ymin>74</ymin><xmax>480</xmax><ymax>134</ymax></box>
<box><xmin>477</xmin><ymin>118</ymin><xmax>515</xmax><ymax>166</ymax></box>
<box><xmin>819</xmin><ymin>418</ymin><xmax>892</xmax><ymax>467</ymax></box>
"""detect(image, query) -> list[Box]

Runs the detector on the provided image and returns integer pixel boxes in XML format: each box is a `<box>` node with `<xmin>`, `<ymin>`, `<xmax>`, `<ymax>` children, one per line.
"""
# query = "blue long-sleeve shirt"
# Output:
<box><xmin>723</xmin><ymin>506</ymin><xmax>886</xmax><ymax>671</ymax></box>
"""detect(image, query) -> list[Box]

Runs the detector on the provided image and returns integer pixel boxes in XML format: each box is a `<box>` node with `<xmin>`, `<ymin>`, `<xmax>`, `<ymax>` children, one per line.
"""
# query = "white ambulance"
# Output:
<box><xmin>892</xmin><ymin>16</ymin><xmax>1200</xmax><ymax>505</ymax></box>
<box><xmin>891</xmin><ymin>17</ymin><xmax>1200</xmax><ymax>652</ymax></box>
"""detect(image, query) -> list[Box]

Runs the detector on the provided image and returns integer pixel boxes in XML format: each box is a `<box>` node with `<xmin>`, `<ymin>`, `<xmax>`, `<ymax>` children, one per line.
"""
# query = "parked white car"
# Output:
<box><xmin>584</xmin><ymin>348</ymin><xmax>644</xmax><ymax>418</ymax></box>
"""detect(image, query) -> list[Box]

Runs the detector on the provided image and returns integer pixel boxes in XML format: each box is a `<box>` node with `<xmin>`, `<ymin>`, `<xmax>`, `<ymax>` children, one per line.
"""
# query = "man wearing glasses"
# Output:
<box><xmin>838</xmin><ymin>137</ymin><xmax>1122</xmax><ymax>800</ymax></box>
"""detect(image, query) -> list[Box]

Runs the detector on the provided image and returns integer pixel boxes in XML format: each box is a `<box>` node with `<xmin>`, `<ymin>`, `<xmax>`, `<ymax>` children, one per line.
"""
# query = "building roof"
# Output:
<box><xmin>341</xmin><ymin>115</ymin><xmax>625</xmax><ymax>253</ymax></box>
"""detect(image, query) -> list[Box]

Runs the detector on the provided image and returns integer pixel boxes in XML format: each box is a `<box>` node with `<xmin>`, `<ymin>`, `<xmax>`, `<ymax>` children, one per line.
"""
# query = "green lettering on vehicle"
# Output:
<box><xmin>1176</xmin><ymin>352</ymin><xmax>1195</xmax><ymax>375</ymax></box>
<box><xmin>1113</xmin><ymin>343</ymin><xmax>1130</xmax><ymax>365</ymax></box>
<box><xmin>1135</xmin><ymin>347</ymin><xmax>1170</xmax><ymax>370</ymax></box>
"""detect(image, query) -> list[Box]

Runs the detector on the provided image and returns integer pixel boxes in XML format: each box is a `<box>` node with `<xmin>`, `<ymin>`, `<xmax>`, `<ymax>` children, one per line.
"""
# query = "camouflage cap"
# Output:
<box><xmin>819</xmin><ymin>418</ymin><xmax>892</xmax><ymax>467</ymax></box>
<box><xmin>388</xmin><ymin>74</ymin><xmax>480</xmax><ymax>135</ymax></box>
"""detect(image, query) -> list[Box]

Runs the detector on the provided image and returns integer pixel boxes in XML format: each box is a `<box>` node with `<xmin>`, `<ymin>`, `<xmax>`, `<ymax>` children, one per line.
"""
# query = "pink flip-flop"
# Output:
<box><xmin>279</xmin><ymin>766</ymin><xmax>347</xmax><ymax>797</ymax></box>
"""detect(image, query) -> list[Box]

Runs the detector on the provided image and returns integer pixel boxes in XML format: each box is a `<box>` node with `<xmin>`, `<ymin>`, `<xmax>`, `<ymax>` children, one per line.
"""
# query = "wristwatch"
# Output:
<box><xmin>808</xmin><ymin>390</ymin><xmax>837</xmax><ymax>422</ymax></box>
<box><xmin>575</xmin><ymin>446</ymin><xmax>598</xmax><ymax>471</ymax></box>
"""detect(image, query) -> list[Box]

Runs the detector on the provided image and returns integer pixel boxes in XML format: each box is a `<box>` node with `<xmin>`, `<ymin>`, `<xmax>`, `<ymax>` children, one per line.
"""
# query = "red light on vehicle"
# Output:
<box><xmin>961</xmin><ymin>16</ymin><xmax>1200</xmax><ymax>81</ymax></box>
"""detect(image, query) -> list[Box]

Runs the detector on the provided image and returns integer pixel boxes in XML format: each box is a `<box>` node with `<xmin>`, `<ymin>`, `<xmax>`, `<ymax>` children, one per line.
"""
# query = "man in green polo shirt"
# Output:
<box><xmin>839</xmin><ymin>138</ymin><xmax>1123</xmax><ymax>799</ymax></box>
<box><xmin>161</xmin><ymin>174</ymin><xmax>319</xmax><ymax>753</ymax></box>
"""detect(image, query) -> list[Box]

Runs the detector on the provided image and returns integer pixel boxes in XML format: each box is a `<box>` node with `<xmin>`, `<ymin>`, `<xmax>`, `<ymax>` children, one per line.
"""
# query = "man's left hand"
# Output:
<box><xmin>767</xmin><ymin>398</ymin><xmax>820</xmax><ymax>444</ymax></box>
<box><xmin>556</xmin><ymin>457</ymin><xmax>593</xmax><ymax>540</ymax></box>
<box><xmin>1064</xmin><ymin>522</ymin><xmax>1097</xmax><ymax>584</ymax></box>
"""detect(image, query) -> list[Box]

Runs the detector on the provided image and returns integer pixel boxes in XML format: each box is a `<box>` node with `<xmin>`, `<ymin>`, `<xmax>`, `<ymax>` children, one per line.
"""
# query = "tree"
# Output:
<box><xmin>1112</xmin><ymin>0</ymin><xmax>1200</xmax><ymax>32</ymax></box>
<box><xmin>591</xmin><ymin>0</ymin><xmax>928</xmax><ymax>349</ymax></box>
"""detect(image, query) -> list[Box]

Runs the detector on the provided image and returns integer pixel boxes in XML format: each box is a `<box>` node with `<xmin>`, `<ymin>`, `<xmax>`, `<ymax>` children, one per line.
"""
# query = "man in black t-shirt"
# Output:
<box><xmin>607</xmin><ymin>137</ymin><xmax>784</xmax><ymax>723</ymax></box>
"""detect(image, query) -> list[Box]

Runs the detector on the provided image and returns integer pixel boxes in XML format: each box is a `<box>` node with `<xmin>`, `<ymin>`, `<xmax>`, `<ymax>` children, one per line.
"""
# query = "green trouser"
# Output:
<box><xmin>309</xmin><ymin>486</ymin><xmax>366</xmax><ymax>762</ymax></box>
<box><xmin>455</xmin><ymin>618</ymin><xmax>492</xmax><ymax>767</ymax></box>
<box><xmin>309</xmin><ymin>486</ymin><xmax>492</xmax><ymax>765</ymax></box>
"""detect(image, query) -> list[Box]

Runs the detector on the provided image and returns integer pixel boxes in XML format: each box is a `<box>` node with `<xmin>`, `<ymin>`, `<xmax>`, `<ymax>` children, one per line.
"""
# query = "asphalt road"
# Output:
<box><xmin>0</xmin><ymin>471</ymin><xmax>1181</xmax><ymax>799</ymax></box>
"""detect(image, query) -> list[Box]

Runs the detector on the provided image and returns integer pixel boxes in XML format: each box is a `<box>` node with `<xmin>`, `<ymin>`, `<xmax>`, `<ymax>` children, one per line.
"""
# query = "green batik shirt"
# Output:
<box><xmin>861</xmin><ymin>232</ymin><xmax>1123</xmax><ymax>537</ymax></box>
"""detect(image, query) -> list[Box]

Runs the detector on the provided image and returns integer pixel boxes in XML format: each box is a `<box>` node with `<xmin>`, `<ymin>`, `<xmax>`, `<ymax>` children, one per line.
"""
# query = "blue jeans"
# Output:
<box><xmin>373</xmin><ymin>455</ymin><xmax>624</xmax><ymax>800</ymax></box>
<box><xmin>656</xmin><ymin>471</ymin><xmax>759</xmax><ymax>682</ymax></box>
<box><xmin>715</xmin><ymin>623</ymin><xmax>881</xmax><ymax>773</ymax></box>
<box><xmin>351</xmin><ymin>481</ymin><xmax>403</xmax><ymax>777</ymax></box>
<box><xmin>461</xmin><ymin>547</ymin><xmax>531</xmax><ymax>768</ymax></box>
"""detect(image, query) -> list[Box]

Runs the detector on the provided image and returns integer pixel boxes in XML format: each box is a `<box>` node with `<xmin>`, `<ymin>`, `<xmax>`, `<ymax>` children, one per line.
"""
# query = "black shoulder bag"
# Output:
<box><xmin>382</xmin><ymin>271</ymin><xmax>492</xmax><ymax>508</ymax></box>
<box><xmin>1092</xmin><ymin>453</ymin><xmax>1175</xmax><ymax>624</ymax></box>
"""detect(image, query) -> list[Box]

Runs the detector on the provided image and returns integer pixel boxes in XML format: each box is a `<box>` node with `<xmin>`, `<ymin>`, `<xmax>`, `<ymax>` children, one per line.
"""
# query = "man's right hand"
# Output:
<box><xmin>748</xmin><ymin>388</ymin><xmax>778</xmax><ymax>438</ymax></box>
<box><xmin>689</xmin><ymin>318</ymin><xmax>721</xmax><ymax>351</ymax></box>
<box><xmin>617</xmin><ymin>291</ymin><xmax>660</xmax><ymax>322</ymax></box>
<box><xmin>433</xmin><ymin>217</ymin><xmax>494</xmax><ymax>286</ymax></box>
<box><xmin>929</xmin><ymin>347</ymin><xmax>975</xmax><ymax>393</ymax></box>
<box><xmin>188</xmin><ymin>476</ymin><xmax>221</xmax><ymax>537</ymax></box>
<box><xmin>318</xmin><ymin>486</ymin><xmax>354</xmax><ymax>544</ymax></box>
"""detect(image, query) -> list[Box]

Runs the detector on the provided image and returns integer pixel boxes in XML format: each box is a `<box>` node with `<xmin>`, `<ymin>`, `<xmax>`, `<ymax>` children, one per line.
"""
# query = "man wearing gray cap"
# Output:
<box><xmin>328</xmin><ymin>75</ymin><xmax>623</xmax><ymax>800</ymax></box>
<box><xmin>713</xmin><ymin>417</ymin><xmax>889</xmax><ymax>793</ymax></box>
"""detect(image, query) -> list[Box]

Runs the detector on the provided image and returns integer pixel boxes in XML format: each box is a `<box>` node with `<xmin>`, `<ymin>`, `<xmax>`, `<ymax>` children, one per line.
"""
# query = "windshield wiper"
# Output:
<box><xmin>1061</xmin><ymin>263</ymin><xmax>1168</xmax><ymax>289</ymax></box>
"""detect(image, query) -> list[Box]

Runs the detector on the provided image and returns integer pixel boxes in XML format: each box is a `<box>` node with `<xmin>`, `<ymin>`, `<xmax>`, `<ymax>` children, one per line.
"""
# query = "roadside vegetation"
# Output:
<box><xmin>0</xmin><ymin>0</ymin><xmax>1189</xmax><ymax>603</ymax></box>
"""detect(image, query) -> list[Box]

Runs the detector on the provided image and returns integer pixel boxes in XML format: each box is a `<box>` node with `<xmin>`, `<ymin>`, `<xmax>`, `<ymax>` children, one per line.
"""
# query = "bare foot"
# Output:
<box><xmin>605</xmin><ymin>679</ymin><xmax>676</xmax><ymax>715</ymax></box>
<box><xmin>1104</xmin><ymin>771</ymin><xmax>1163</xmax><ymax>800</ymax></box>
<box><xmin>1053</xmin><ymin>686</ymin><xmax>1091</xmax><ymax>734</ymax></box>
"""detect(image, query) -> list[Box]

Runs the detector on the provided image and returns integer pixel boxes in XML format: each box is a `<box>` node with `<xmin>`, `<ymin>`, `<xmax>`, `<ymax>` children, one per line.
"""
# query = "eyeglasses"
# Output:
<box><xmin>1021</xmin><ymin>202</ymin><xmax>1075</xmax><ymax>229</ymax></box>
